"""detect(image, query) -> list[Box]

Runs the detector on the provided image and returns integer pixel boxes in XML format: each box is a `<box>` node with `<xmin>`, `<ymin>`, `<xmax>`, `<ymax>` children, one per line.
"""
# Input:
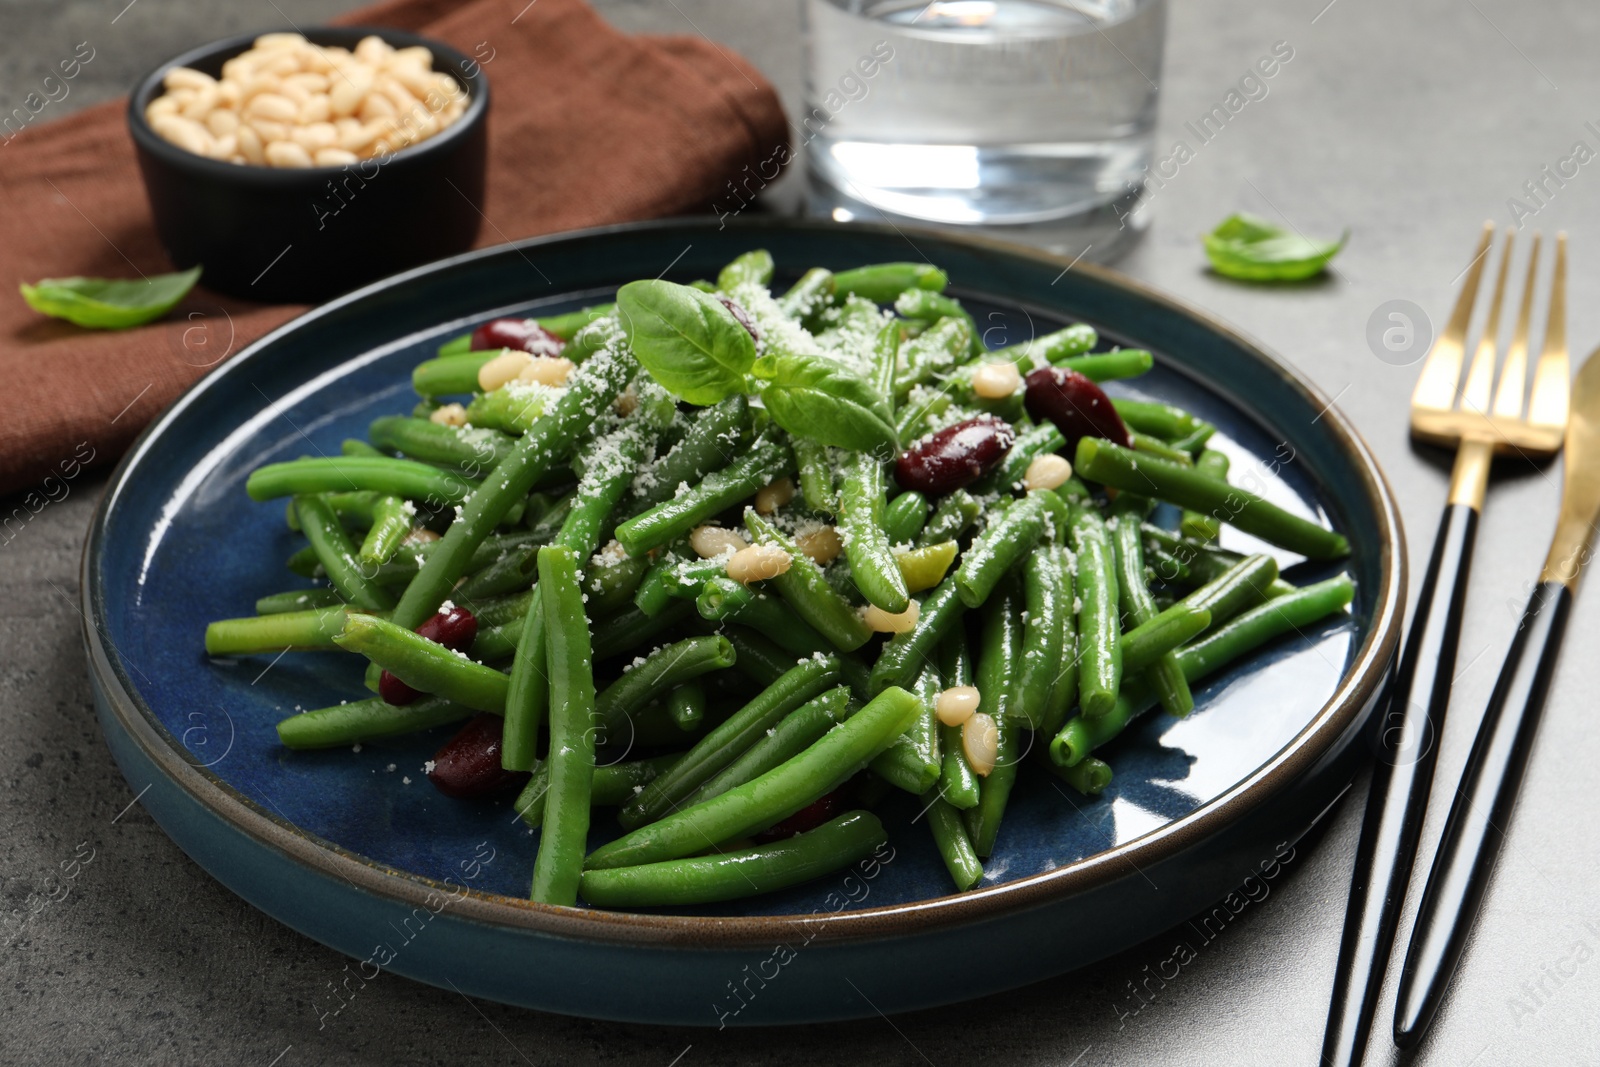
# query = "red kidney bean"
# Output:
<box><xmin>379</xmin><ymin>606</ymin><xmax>478</xmax><ymax>706</ymax></box>
<box><xmin>1023</xmin><ymin>366</ymin><xmax>1131</xmax><ymax>451</ymax></box>
<box><xmin>894</xmin><ymin>415</ymin><xmax>1017</xmax><ymax>495</ymax></box>
<box><xmin>428</xmin><ymin>713</ymin><xmax>530</xmax><ymax>798</ymax></box>
<box><xmin>469</xmin><ymin>318</ymin><xmax>566</xmax><ymax>357</ymax></box>
<box><xmin>754</xmin><ymin>788</ymin><xmax>847</xmax><ymax>843</ymax></box>
<box><xmin>718</xmin><ymin>297</ymin><xmax>760</xmax><ymax>342</ymax></box>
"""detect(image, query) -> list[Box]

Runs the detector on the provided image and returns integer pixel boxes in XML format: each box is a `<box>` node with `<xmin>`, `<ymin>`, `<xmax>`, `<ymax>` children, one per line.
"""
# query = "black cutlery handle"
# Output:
<box><xmin>1318</xmin><ymin>502</ymin><xmax>1478</xmax><ymax>1067</ymax></box>
<box><xmin>1393</xmin><ymin>579</ymin><xmax>1574</xmax><ymax>1048</ymax></box>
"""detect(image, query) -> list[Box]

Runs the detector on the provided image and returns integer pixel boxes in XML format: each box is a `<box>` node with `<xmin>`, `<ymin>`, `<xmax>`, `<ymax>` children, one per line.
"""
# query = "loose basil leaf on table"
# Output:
<box><xmin>759</xmin><ymin>354</ymin><xmax>899</xmax><ymax>455</ymax></box>
<box><xmin>1202</xmin><ymin>213</ymin><xmax>1346</xmax><ymax>282</ymax></box>
<box><xmin>19</xmin><ymin>266</ymin><xmax>202</xmax><ymax>329</ymax></box>
<box><xmin>615</xmin><ymin>279</ymin><xmax>756</xmax><ymax>405</ymax></box>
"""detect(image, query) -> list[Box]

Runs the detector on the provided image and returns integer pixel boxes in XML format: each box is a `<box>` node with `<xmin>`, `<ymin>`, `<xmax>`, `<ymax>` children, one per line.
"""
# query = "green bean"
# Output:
<box><xmin>870</xmin><ymin>318</ymin><xmax>903</xmax><ymax>411</ymax></box>
<box><xmin>515</xmin><ymin>754</ymin><xmax>679</xmax><ymax>827</ymax></box>
<box><xmin>525</xmin><ymin>492</ymin><xmax>575</xmax><ymax>539</ymax></box>
<box><xmin>1007</xmin><ymin>323</ymin><xmax>1096</xmax><ymax>365</ymax></box>
<box><xmin>562</xmin><ymin>313</ymin><xmax>625</xmax><ymax>363</ymax></box>
<box><xmin>634</xmin><ymin>553</ymin><xmax>722</xmax><ymax>616</ymax></box>
<box><xmin>965</xmin><ymin>715</ymin><xmax>1021</xmax><ymax>859</ymax></box>
<box><xmin>1039</xmin><ymin>544</ymin><xmax>1080</xmax><ymax>737</ymax></box>
<box><xmin>1180</xmin><ymin>552</ymin><xmax>1280</xmax><ymax>630</ymax></box>
<box><xmin>391</xmin><ymin>347</ymin><xmax>635</xmax><ymax>630</ymax></box>
<box><xmin>616</xmin><ymin>431</ymin><xmax>791</xmax><ymax>556</ymax></box>
<box><xmin>793</xmin><ymin>437</ymin><xmax>837</xmax><ymax>513</ymax></box>
<box><xmin>358</xmin><ymin>495</ymin><xmax>413</xmax><ymax>565</ymax></box>
<box><xmin>436</xmin><ymin>333</ymin><xmax>471</xmax><ymax>357</ymax></box>
<box><xmin>334</xmin><ymin>614</ymin><xmax>509</xmax><ymax>712</ymax></box>
<box><xmin>1015</xmin><ymin>545</ymin><xmax>1066</xmax><ymax>729</ymax></box>
<box><xmin>1111</xmin><ymin>398</ymin><xmax>1206</xmax><ymax>440</ymax></box>
<box><xmin>1039</xmin><ymin>753</ymin><xmax>1113</xmax><ymax>795</ymax></box>
<box><xmin>666</xmin><ymin>680</ymin><xmax>707</xmax><ymax>732</ymax></box>
<box><xmin>591</xmin><ymin>601</ymin><xmax>697</xmax><ymax>662</ymax></box>
<box><xmin>499</xmin><ymin>586</ymin><xmax>547</xmax><ymax>772</ymax></box>
<box><xmin>205</xmin><ymin>606</ymin><xmax>354</xmax><ymax>655</ymax></box>
<box><xmin>1113</xmin><ymin>499</ymin><xmax>1193</xmax><ymax>717</ymax></box>
<box><xmin>537</xmin><ymin>302</ymin><xmax>616</xmax><ymax>340</ymax></box>
<box><xmin>894</xmin><ymin>289</ymin><xmax>982</xmax><ymax>356</ymax></box>
<box><xmin>719</xmin><ymin>625</ymin><xmax>799</xmax><ymax>688</ymax></box>
<box><xmin>743</xmin><ymin>511</ymin><xmax>874</xmax><ymax>652</ymax></box>
<box><xmin>1172</xmin><ymin>422</ymin><xmax>1218</xmax><ymax>454</ymax></box>
<box><xmin>832</xmin><ymin>262</ymin><xmax>947</xmax><ymax>303</ymax></box>
<box><xmin>587</xmin><ymin>685</ymin><xmax>920</xmax><ymax>870</ymax></box>
<box><xmin>585</xmin><ymin>551</ymin><xmax>649</xmax><ymax>615</ymax></box>
<box><xmin>869</xmin><ymin>574</ymin><xmax>968</xmax><ymax>695</ymax></box>
<box><xmin>412</xmin><ymin>352</ymin><xmax>493</xmax><ymax>396</ymax></box>
<box><xmin>580</xmin><ymin>810</ymin><xmax>887</xmax><ymax>908</ymax></box>
<box><xmin>255</xmin><ymin>588</ymin><xmax>344</xmax><ymax>614</ymax></box>
<box><xmin>897</xmin><ymin>540</ymin><xmax>957</xmax><ymax>594</ymax></box>
<box><xmin>341</xmin><ymin>438</ymin><xmax>387</xmax><ymax>458</ymax></box>
<box><xmin>295</xmin><ymin>495</ymin><xmax>396</xmax><ymax>612</ymax></box>
<box><xmin>955</xmin><ymin>490</ymin><xmax>1049</xmax><ymax>608</ymax></box>
<box><xmin>923</xmin><ymin>791</ymin><xmax>984</xmax><ymax>891</ymax></box>
<box><xmin>529</xmin><ymin>546</ymin><xmax>597</xmax><ymax>906</ymax></box>
<box><xmin>558</xmin><ymin>427</ymin><xmax>649</xmax><ymax>557</ymax></box>
<box><xmin>368</xmin><ymin>416</ymin><xmax>515</xmax><ymax>473</ymax></box>
<box><xmin>464</xmin><ymin>382</ymin><xmax>563</xmax><ymax>435</ymax></box>
<box><xmin>918</xmin><ymin>489</ymin><xmax>980</xmax><ymax>547</ymax></box>
<box><xmin>837</xmin><ymin>453</ymin><xmax>910</xmax><ymax>613</ymax></box>
<box><xmin>977</xmin><ymin>576</ymin><xmax>1024</xmax><ymax>722</ymax></box>
<box><xmin>893</xmin><ymin>384</ymin><xmax>952</xmax><ymax>443</ymax></box>
<box><xmin>249</xmin><ymin>457</ymin><xmax>477</xmax><ymax>507</ymax></box>
<box><xmin>870</xmin><ymin>663</ymin><xmax>942</xmax><ymax>795</ymax></box>
<box><xmin>936</xmin><ymin>631</ymin><xmax>982</xmax><ymax>810</ymax></box>
<box><xmin>1120</xmin><ymin>603</ymin><xmax>1211</xmax><ymax>672</ymax></box>
<box><xmin>1075</xmin><ymin>439</ymin><xmax>1350</xmax><ymax>560</ymax></box>
<box><xmin>594</xmin><ymin>636</ymin><xmax>736</xmax><ymax>739</ymax></box>
<box><xmin>618</xmin><ymin>655</ymin><xmax>842</xmax><ymax>829</ymax></box>
<box><xmin>1070</xmin><ymin>501</ymin><xmax>1122</xmax><ymax>717</ymax></box>
<box><xmin>1141</xmin><ymin>524</ymin><xmax>1296</xmax><ymax>596</ymax></box>
<box><xmin>778</xmin><ymin>267</ymin><xmax>836</xmax><ymax>325</ymax></box>
<box><xmin>629</xmin><ymin>395</ymin><xmax>753</xmax><ymax>510</ymax></box>
<box><xmin>896</xmin><ymin>317</ymin><xmax>972</xmax><ymax>398</ymax></box>
<box><xmin>1129</xmin><ymin>431</ymin><xmax>1194</xmax><ymax>466</ymax></box>
<box><xmin>1050</xmin><ymin>575</ymin><xmax>1355</xmax><ymax>766</ymax></box>
<box><xmin>682</xmin><ymin>687</ymin><xmax>852</xmax><ymax>809</ymax></box>
<box><xmin>717</xmin><ymin>248</ymin><xmax>774</xmax><ymax>291</ymax></box>
<box><xmin>1181</xmin><ymin>451</ymin><xmax>1230</xmax><ymax>541</ymax></box>
<box><xmin>469</xmin><ymin>618</ymin><xmax>521</xmax><ymax>663</ymax></box>
<box><xmin>696</xmin><ymin>577</ymin><xmax>833</xmax><ymax>657</ymax></box>
<box><xmin>285</xmin><ymin>490</ymin><xmax>382</xmax><ymax>532</ymax></box>
<box><xmin>276</xmin><ymin>694</ymin><xmax>471</xmax><ymax>749</ymax></box>
<box><xmin>1058</xmin><ymin>349</ymin><xmax>1154</xmax><ymax>382</ymax></box>
<box><xmin>974</xmin><ymin>424</ymin><xmax>1066</xmax><ymax>495</ymax></box>
<box><xmin>883</xmin><ymin>491</ymin><xmax>930</xmax><ymax>545</ymax></box>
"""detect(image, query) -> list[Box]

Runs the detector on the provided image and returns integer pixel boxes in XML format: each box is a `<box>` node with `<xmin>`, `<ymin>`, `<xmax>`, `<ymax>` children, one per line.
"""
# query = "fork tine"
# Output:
<box><xmin>1490</xmin><ymin>232</ymin><xmax>1540</xmax><ymax>419</ymax></box>
<box><xmin>1461</xmin><ymin>228</ymin><xmax>1515</xmax><ymax>415</ymax></box>
<box><xmin>1527</xmin><ymin>231</ymin><xmax>1569</xmax><ymax>429</ymax></box>
<box><xmin>1413</xmin><ymin>222</ymin><xmax>1495</xmax><ymax>412</ymax></box>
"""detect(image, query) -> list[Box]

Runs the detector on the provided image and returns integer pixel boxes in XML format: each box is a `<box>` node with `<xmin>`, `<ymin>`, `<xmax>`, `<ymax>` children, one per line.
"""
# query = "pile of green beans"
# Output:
<box><xmin>211</xmin><ymin>250</ymin><xmax>1357</xmax><ymax>910</ymax></box>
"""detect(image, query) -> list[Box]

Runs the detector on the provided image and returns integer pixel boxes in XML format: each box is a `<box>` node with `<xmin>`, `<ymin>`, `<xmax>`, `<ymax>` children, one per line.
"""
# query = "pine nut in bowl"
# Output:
<box><xmin>126</xmin><ymin>27</ymin><xmax>488</xmax><ymax>303</ymax></box>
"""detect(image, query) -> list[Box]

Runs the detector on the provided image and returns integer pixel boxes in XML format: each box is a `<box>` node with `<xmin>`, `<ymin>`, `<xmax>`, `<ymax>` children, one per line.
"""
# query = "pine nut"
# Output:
<box><xmin>179</xmin><ymin>84</ymin><xmax>218</xmax><ymax>119</ymax></box>
<box><xmin>354</xmin><ymin>35</ymin><xmax>391</xmax><ymax>64</ymax></box>
<box><xmin>245</xmin><ymin>92</ymin><xmax>298</xmax><ymax>122</ymax></box>
<box><xmin>515</xmin><ymin>356</ymin><xmax>576</xmax><ymax>387</ymax></box>
<box><xmin>689</xmin><ymin>526</ymin><xmax>749</xmax><ymax>560</ymax></box>
<box><xmin>236</xmin><ymin>123</ymin><xmax>265</xmax><ymax>164</ymax></box>
<box><xmin>254</xmin><ymin>32</ymin><xmax>307</xmax><ymax>50</ymax></box>
<box><xmin>208</xmin><ymin>132</ymin><xmax>238</xmax><ymax>159</ymax></box>
<box><xmin>754</xmin><ymin>477</ymin><xmax>796</xmax><ymax>515</ymax></box>
<box><xmin>277</xmin><ymin>81</ymin><xmax>311</xmax><ymax>107</ymax></box>
<box><xmin>971</xmin><ymin>361</ymin><xmax>1023</xmax><ymax>399</ymax></box>
<box><xmin>1022</xmin><ymin>453</ymin><xmax>1073</xmax><ymax>491</ymax></box>
<box><xmin>283</xmin><ymin>72</ymin><xmax>329</xmax><ymax>93</ymax></box>
<box><xmin>430</xmin><ymin>403</ymin><xmax>469</xmax><ymax>427</ymax></box>
<box><xmin>204</xmin><ymin>108</ymin><xmax>239</xmax><ymax>137</ymax></box>
<box><xmin>477</xmin><ymin>351</ymin><xmax>534</xmax><ymax>392</ymax></box>
<box><xmin>726</xmin><ymin>545</ymin><xmax>792</xmax><ymax>583</ymax></box>
<box><xmin>862</xmin><ymin>600</ymin><xmax>920</xmax><ymax>634</ymax></box>
<box><xmin>264</xmin><ymin>140</ymin><xmax>314</xmax><ymax>168</ymax></box>
<box><xmin>261</xmin><ymin>51</ymin><xmax>301</xmax><ymax>77</ymax></box>
<box><xmin>151</xmin><ymin>115</ymin><xmax>214</xmax><ymax>156</ymax></box>
<box><xmin>313</xmin><ymin>147</ymin><xmax>358</xmax><ymax>167</ymax></box>
<box><xmin>163</xmin><ymin>67</ymin><xmax>217</xmax><ymax>92</ymax></box>
<box><xmin>403</xmin><ymin>526</ymin><xmax>441</xmax><ymax>546</ymax></box>
<box><xmin>934</xmin><ymin>685</ymin><xmax>981</xmax><ymax>726</ymax></box>
<box><xmin>294</xmin><ymin>121</ymin><xmax>338</xmax><ymax>150</ymax></box>
<box><xmin>145</xmin><ymin>97</ymin><xmax>179</xmax><ymax>122</ymax></box>
<box><xmin>359</xmin><ymin>93</ymin><xmax>396</xmax><ymax>121</ymax></box>
<box><xmin>963</xmin><ymin>713</ymin><xmax>999</xmax><ymax>776</ymax></box>
<box><xmin>794</xmin><ymin>525</ymin><xmax>844</xmax><ymax>565</ymax></box>
<box><xmin>249</xmin><ymin>118</ymin><xmax>291</xmax><ymax>143</ymax></box>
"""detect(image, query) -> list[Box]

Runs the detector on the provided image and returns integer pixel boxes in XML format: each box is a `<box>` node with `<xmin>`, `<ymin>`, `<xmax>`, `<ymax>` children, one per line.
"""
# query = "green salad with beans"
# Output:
<box><xmin>206</xmin><ymin>251</ymin><xmax>1354</xmax><ymax>909</ymax></box>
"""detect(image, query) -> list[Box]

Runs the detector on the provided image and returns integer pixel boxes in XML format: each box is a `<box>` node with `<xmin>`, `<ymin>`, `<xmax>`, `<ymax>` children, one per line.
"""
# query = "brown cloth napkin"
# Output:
<box><xmin>0</xmin><ymin>0</ymin><xmax>788</xmax><ymax>498</ymax></box>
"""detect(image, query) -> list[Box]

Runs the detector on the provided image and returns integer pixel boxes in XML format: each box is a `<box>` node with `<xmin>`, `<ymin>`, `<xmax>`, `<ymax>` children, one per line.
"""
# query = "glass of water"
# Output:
<box><xmin>802</xmin><ymin>0</ymin><xmax>1167</xmax><ymax>254</ymax></box>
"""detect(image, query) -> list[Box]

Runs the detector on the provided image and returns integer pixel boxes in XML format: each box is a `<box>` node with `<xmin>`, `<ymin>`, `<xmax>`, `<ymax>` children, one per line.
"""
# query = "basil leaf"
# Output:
<box><xmin>20</xmin><ymin>266</ymin><xmax>202</xmax><ymax>329</ymax></box>
<box><xmin>1202</xmin><ymin>214</ymin><xmax>1346</xmax><ymax>282</ymax></box>
<box><xmin>760</xmin><ymin>354</ymin><xmax>899</xmax><ymax>455</ymax></box>
<box><xmin>615</xmin><ymin>280</ymin><xmax>756</xmax><ymax>405</ymax></box>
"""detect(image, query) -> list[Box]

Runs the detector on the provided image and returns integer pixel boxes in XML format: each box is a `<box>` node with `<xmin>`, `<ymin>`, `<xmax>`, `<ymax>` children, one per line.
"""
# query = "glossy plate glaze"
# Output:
<box><xmin>83</xmin><ymin>218</ymin><xmax>1403</xmax><ymax>1025</ymax></box>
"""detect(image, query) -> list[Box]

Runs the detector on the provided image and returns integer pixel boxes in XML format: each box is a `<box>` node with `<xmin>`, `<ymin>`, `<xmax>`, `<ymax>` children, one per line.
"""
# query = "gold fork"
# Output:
<box><xmin>1319</xmin><ymin>222</ymin><xmax>1570</xmax><ymax>1067</ymax></box>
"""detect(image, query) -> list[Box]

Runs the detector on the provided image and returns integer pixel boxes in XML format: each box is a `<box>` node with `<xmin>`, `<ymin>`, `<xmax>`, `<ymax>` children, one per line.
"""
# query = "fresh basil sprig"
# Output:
<box><xmin>20</xmin><ymin>266</ymin><xmax>202</xmax><ymax>329</ymax></box>
<box><xmin>1202</xmin><ymin>214</ymin><xmax>1346</xmax><ymax>282</ymax></box>
<box><xmin>758</xmin><ymin>354</ymin><xmax>898</xmax><ymax>455</ymax></box>
<box><xmin>615</xmin><ymin>280</ymin><xmax>756</xmax><ymax>405</ymax></box>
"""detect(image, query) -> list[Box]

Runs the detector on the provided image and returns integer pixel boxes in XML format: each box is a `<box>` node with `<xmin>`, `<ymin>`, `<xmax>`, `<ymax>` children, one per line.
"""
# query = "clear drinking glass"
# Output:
<box><xmin>801</xmin><ymin>0</ymin><xmax>1167</xmax><ymax>253</ymax></box>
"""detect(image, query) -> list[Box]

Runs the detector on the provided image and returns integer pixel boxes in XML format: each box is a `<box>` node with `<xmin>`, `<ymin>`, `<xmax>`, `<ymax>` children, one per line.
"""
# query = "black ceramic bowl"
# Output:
<box><xmin>127</xmin><ymin>27</ymin><xmax>488</xmax><ymax>303</ymax></box>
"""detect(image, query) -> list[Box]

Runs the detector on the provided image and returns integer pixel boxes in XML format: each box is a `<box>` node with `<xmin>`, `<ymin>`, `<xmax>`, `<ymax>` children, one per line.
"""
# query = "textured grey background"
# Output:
<box><xmin>5</xmin><ymin>0</ymin><xmax>1600</xmax><ymax>1064</ymax></box>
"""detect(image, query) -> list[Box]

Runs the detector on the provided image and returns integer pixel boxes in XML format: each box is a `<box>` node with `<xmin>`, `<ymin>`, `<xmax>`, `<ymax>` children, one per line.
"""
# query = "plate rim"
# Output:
<box><xmin>82</xmin><ymin>215</ymin><xmax>1405</xmax><ymax>948</ymax></box>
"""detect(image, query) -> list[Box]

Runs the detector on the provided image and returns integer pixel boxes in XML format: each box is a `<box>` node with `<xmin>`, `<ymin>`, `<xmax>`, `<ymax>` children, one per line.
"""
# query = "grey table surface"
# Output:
<box><xmin>5</xmin><ymin>1</ymin><xmax>1600</xmax><ymax>1064</ymax></box>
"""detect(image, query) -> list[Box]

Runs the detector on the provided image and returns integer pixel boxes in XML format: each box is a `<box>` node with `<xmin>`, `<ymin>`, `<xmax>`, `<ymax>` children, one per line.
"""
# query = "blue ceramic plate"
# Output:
<box><xmin>84</xmin><ymin>219</ymin><xmax>1403</xmax><ymax>1025</ymax></box>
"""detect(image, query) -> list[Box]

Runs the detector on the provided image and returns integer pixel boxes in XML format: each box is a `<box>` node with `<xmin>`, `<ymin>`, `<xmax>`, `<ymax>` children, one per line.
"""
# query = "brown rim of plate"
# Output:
<box><xmin>81</xmin><ymin>219</ymin><xmax>1406</xmax><ymax>949</ymax></box>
